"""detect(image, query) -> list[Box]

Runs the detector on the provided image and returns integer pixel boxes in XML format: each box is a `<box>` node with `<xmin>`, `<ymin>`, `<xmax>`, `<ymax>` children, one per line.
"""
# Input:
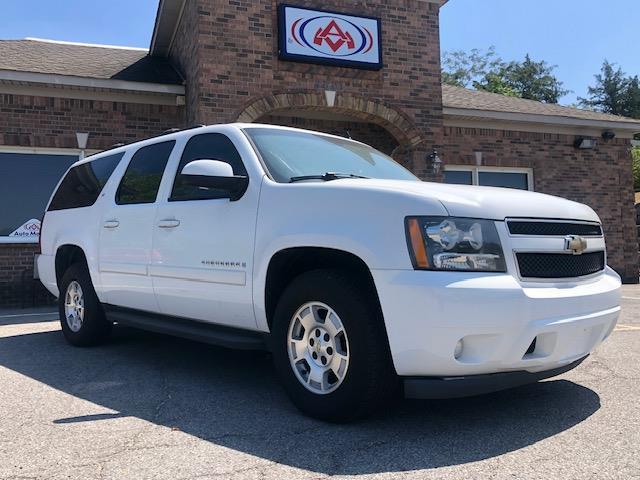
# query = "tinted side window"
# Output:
<box><xmin>48</xmin><ymin>152</ymin><xmax>124</xmax><ymax>211</ymax></box>
<box><xmin>170</xmin><ymin>133</ymin><xmax>246</xmax><ymax>201</ymax></box>
<box><xmin>116</xmin><ymin>141</ymin><xmax>175</xmax><ymax>205</ymax></box>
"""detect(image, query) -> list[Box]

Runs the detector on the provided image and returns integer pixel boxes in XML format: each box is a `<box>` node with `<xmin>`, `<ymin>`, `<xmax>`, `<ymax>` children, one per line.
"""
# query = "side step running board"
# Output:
<box><xmin>104</xmin><ymin>305</ymin><xmax>268</xmax><ymax>351</ymax></box>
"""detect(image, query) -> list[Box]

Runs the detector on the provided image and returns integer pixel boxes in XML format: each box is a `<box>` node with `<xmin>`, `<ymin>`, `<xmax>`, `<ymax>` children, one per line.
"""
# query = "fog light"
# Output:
<box><xmin>454</xmin><ymin>339</ymin><xmax>464</xmax><ymax>359</ymax></box>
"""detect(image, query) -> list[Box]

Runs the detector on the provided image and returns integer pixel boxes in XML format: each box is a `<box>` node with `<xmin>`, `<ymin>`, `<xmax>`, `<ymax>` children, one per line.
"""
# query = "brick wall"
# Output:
<box><xmin>0</xmin><ymin>244</ymin><xmax>54</xmax><ymax>308</ymax></box>
<box><xmin>0</xmin><ymin>93</ymin><xmax>186</xmax><ymax>307</ymax></box>
<box><xmin>170</xmin><ymin>0</ymin><xmax>444</xmax><ymax>174</ymax></box>
<box><xmin>443</xmin><ymin>126</ymin><xmax>638</xmax><ymax>282</ymax></box>
<box><xmin>0</xmin><ymin>93</ymin><xmax>185</xmax><ymax>151</ymax></box>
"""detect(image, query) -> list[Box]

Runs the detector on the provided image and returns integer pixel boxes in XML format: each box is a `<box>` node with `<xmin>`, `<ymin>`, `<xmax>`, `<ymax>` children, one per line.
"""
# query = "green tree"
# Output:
<box><xmin>442</xmin><ymin>49</ymin><xmax>568</xmax><ymax>103</ymax></box>
<box><xmin>441</xmin><ymin>47</ymin><xmax>503</xmax><ymax>88</ymax></box>
<box><xmin>633</xmin><ymin>147</ymin><xmax>640</xmax><ymax>192</ymax></box>
<box><xmin>579</xmin><ymin>61</ymin><xmax>631</xmax><ymax>115</ymax></box>
<box><xmin>475</xmin><ymin>55</ymin><xmax>569</xmax><ymax>103</ymax></box>
<box><xmin>625</xmin><ymin>76</ymin><xmax>640</xmax><ymax>119</ymax></box>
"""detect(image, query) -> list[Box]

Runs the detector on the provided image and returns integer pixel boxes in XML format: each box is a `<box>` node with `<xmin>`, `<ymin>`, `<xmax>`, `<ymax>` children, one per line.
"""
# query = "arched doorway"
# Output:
<box><xmin>236</xmin><ymin>92</ymin><xmax>426</xmax><ymax>170</ymax></box>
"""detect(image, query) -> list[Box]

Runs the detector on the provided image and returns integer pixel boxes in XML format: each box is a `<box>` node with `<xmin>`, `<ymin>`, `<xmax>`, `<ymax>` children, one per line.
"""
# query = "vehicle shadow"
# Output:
<box><xmin>0</xmin><ymin>325</ymin><xmax>601</xmax><ymax>475</ymax></box>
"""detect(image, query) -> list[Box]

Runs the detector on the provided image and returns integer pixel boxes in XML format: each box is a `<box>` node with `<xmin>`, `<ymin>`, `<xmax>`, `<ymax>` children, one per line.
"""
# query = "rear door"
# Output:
<box><xmin>150</xmin><ymin>132</ymin><xmax>260</xmax><ymax>329</ymax></box>
<box><xmin>98</xmin><ymin>141</ymin><xmax>175</xmax><ymax>311</ymax></box>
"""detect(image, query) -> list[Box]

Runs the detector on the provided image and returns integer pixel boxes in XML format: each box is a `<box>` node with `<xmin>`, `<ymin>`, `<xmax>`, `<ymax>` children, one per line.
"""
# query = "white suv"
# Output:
<box><xmin>37</xmin><ymin>124</ymin><xmax>621</xmax><ymax>421</ymax></box>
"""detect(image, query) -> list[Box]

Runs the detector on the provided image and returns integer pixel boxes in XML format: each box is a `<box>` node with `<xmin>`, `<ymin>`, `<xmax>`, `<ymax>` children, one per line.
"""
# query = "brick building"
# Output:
<box><xmin>1</xmin><ymin>0</ymin><xmax>639</xmax><ymax>306</ymax></box>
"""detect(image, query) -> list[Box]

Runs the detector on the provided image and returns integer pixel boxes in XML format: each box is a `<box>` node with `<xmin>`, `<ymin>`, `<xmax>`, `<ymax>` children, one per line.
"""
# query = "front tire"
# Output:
<box><xmin>58</xmin><ymin>263</ymin><xmax>112</xmax><ymax>347</ymax></box>
<box><xmin>272</xmin><ymin>269</ymin><xmax>398</xmax><ymax>422</ymax></box>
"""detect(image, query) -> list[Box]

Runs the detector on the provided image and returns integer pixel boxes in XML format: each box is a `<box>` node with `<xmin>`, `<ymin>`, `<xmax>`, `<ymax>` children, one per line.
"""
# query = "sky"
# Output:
<box><xmin>440</xmin><ymin>0</ymin><xmax>639</xmax><ymax>105</ymax></box>
<box><xmin>1</xmin><ymin>0</ymin><xmax>637</xmax><ymax>106</ymax></box>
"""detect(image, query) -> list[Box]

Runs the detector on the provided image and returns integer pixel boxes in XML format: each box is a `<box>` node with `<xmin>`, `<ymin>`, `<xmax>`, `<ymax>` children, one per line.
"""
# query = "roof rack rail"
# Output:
<box><xmin>92</xmin><ymin>125</ymin><xmax>210</xmax><ymax>156</ymax></box>
<box><xmin>158</xmin><ymin>124</ymin><xmax>206</xmax><ymax>138</ymax></box>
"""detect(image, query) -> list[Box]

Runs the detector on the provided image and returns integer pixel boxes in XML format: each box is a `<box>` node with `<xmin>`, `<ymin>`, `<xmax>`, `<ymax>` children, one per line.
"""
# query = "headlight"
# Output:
<box><xmin>406</xmin><ymin>216</ymin><xmax>506</xmax><ymax>272</ymax></box>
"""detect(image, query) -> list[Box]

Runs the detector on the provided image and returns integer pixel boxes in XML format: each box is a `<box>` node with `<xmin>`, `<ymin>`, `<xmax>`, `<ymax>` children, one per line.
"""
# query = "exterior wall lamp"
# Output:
<box><xmin>574</xmin><ymin>137</ymin><xmax>597</xmax><ymax>150</ymax></box>
<box><xmin>428</xmin><ymin>149</ymin><xmax>443</xmax><ymax>175</ymax></box>
<box><xmin>76</xmin><ymin>132</ymin><xmax>89</xmax><ymax>160</ymax></box>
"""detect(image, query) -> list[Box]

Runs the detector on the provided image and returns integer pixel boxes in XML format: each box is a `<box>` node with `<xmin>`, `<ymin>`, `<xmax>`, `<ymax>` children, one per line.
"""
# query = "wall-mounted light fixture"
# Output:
<box><xmin>76</xmin><ymin>132</ymin><xmax>89</xmax><ymax>159</ymax></box>
<box><xmin>428</xmin><ymin>149</ymin><xmax>443</xmax><ymax>175</ymax></box>
<box><xmin>574</xmin><ymin>137</ymin><xmax>597</xmax><ymax>150</ymax></box>
<box><xmin>601</xmin><ymin>131</ymin><xmax>616</xmax><ymax>142</ymax></box>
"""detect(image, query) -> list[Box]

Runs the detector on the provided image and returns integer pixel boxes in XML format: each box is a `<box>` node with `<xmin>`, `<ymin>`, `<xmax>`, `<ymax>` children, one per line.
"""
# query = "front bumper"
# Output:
<box><xmin>404</xmin><ymin>355</ymin><xmax>588</xmax><ymax>399</ymax></box>
<box><xmin>372</xmin><ymin>267</ymin><xmax>620</xmax><ymax>377</ymax></box>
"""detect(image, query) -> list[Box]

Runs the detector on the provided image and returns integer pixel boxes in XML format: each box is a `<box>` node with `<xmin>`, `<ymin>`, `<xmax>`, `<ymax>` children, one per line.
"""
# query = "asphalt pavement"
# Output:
<box><xmin>0</xmin><ymin>287</ymin><xmax>638</xmax><ymax>479</ymax></box>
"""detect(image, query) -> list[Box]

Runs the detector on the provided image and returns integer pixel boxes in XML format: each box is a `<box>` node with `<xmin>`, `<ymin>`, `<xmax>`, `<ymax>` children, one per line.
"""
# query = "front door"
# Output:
<box><xmin>98</xmin><ymin>140</ymin><xmax>175</xmax><ymax>311</ymax></box>
<box><xmin>150</xmin><ymin>132</ymin><xmax>259</xmax><ymax>330</ymax></box>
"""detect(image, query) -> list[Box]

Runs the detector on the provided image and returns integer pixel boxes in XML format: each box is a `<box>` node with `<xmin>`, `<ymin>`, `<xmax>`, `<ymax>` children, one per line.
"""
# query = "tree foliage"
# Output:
<box><xmin>441</xmin><ymin>47</ymin><xmax>503</xmax><ymax>88</ymax></box>
<box><xmin>579</xmin><ymin>61</ymin><xmax>640</xmax><ymax>119</ymax></box>
<box><xmin>442</xmin><ymin>48</ymin><xmax>569</xmax><ymax>103</ymax></box>
<box><xmin>633</xmin><ymin>147</ymin><xmax>640</xmax><ymax>192</ymax></box>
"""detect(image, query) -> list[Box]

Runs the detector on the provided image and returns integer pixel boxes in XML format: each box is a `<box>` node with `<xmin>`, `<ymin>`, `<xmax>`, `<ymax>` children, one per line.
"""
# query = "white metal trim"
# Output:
<box><xmin>0</xmin><ymin>237</ymin><xmax>39</xmax><ymax>244</ymax></box>
<box><xmin>0</xmin><ymin>145</ymin><xmax>99</xmax><ymax>156</ymax></box>
<box><xmin>444</xmin><ymin>107</ymin><xmax>640</xmax><ymax>133</ymax></box>
<box><xmin>0</xmin><ymin>70</ymin><xmax>185</xmax><ymax>95</ymax></box>
<box><xmin>24</xmin><ymin>37</ymin><xmax>148</xmax><ymax>52</ymax></box>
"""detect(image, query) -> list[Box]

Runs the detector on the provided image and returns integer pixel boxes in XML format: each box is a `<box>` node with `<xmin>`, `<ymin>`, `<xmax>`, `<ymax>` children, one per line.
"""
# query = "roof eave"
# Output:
<box><xmin>444</xmin><ymin>107</ymin><xmax>640</xmax><ymax>134</ymax></box>
<box><xmin>0</xmin><ymin>69</ymin><xmax>186</xmax><ymax>95</ymax></box>
<box><xmin>150</xmin><ymin>0</ymin><xmax>186</xmax><ymax>57</ymax></box>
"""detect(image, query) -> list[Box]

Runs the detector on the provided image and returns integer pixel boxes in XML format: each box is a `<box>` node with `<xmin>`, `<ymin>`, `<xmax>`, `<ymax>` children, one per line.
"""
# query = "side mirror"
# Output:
<box><xmin>181</xmin><ymin>159</ymin><xmax>249</xmax><ymax>201</ymax></box>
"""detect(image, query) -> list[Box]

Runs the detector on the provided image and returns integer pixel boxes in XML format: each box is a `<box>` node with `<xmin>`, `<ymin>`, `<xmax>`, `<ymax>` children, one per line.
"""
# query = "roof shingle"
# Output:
<box><xmin>442</xmin><ymin>84</ymin><xmax>640</xmax><ymax>124</ymax></box>
<box><xmin>0</xmin><ymin>39</ymin><xmax>183</xmax><ymax>85</ymax></box>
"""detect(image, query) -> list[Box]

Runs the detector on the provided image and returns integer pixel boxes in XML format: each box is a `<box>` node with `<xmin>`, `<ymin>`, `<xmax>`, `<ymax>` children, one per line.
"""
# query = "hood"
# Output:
<box><xmin>329</xmin><ymin>179</ymin><xmax>600</xmax><ymax>223</ymax></box>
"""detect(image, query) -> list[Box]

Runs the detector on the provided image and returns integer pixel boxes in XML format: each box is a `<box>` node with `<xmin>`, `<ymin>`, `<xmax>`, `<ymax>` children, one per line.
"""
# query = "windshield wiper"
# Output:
<box><xmin>289</xmin><ymin>172</ymin><xmax>370</xmax><ymax>183</ymax></box>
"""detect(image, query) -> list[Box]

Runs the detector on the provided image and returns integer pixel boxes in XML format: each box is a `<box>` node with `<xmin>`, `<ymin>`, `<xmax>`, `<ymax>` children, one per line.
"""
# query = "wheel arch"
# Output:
<box><xmin>55</xmin><ymin>244</ymin><xmax>89</xmax><ymax>288</ymax></box>
<box><xmin>263</xmin><ymin>247</ymin><xmax>384</xmax><ymax>331</ymax></box>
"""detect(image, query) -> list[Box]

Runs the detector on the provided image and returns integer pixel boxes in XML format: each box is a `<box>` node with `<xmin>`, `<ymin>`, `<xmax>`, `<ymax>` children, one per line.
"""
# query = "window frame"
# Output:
<box><xmin>115</xmin><ymin>140</ymin><xmax>176</xmax><ymax>206</ymax></box>
<box><xmin>168</xmin><ymin>132</ymin><xmax>249</xmax><ymax>203</ymax></box>
<box><xmin>444</xmin><ymin>165</ymin><xmax>534</xmax><ymax>191</ymax></box>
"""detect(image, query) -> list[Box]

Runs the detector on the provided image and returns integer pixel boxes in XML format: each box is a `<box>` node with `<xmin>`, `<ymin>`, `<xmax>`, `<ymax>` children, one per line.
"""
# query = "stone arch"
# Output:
<box><xmin>236</xmin><ymin>91</ymin><xmax>426</xmax><ymax>152</ymax></box>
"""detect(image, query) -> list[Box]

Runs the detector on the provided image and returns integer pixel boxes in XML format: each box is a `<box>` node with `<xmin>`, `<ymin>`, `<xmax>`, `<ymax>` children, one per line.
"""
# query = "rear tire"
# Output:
<box><xmin>272</xmin><ymin>269</ymin><xmax>398</xmax><ymax>422</ymax></box>
<box><xmin>58</xmin><ymin>263</ymin><xmax>112</xmax><ymax>347</ymax></box>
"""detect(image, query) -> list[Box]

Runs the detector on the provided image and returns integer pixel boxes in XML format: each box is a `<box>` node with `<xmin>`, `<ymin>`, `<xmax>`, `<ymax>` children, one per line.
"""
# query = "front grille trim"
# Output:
<box><xmin>507</xmin><ymin>220</ymin><xmax>603</xmax><ymax>237</ymax></box>
<box><xmin>516</xmin><ymin>251</ymin><xmax>606</xmax><ymax>279</ymax></box>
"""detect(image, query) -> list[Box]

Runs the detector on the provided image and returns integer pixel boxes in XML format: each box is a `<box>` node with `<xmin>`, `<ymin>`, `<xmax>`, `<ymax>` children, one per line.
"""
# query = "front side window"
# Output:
<box><xmin>48</xmin><ymin>152</ymin><xmax>124</xmax><ymax>211</ymax></box>
<box><xmin>116</xmin><ymin>141</ymin><xmax>175</xmax><ymax>205</ymax></box>
<box><xmin>0</xmin><ymin>152</ymin><xmax>77</xmax><ymax>240</ymax></box>
<box><xmin>170</xmin><ymin>133</ymin><xmax>246</xmax><ymax>201</ymax></box>
<box><xmin>244</xmin><ymin>128</ymin><xmax>418</xmax><ymax>183</ymax></box>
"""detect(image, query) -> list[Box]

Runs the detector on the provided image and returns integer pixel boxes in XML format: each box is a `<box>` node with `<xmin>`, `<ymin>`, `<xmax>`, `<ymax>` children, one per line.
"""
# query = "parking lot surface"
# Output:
<box><xmin>0</xmin><ymin>287</ymin><xmax>639</xmax><ymax>480</ymax></box>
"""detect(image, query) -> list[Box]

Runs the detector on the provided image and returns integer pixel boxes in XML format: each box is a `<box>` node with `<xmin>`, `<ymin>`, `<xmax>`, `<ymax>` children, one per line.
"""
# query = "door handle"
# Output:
<box><xmin>103</xmin><ymin>220</ymin><xmax>120</xmax><ymax>229</ymax></box>
<box><xmin>158</xmin><ymin>219</ymin><xmax>180</xmax><ymax>229</ymax></box>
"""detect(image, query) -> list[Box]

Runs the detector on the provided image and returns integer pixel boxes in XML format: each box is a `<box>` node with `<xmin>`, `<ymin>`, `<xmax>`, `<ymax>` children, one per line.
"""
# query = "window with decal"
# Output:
<box><xmin>0</xmin><ymin>152</ymin><xmax>78</xmax><ymax>241</ymax></box>
<box><xmin>116</xmin><ymin>141</ymin><xmax>175</xmax><ymax>205</ymax></box>
<box><xmin>170</xmin><ymin>133</ymin><xmax>247</xmax><ymax>202</ymax></box>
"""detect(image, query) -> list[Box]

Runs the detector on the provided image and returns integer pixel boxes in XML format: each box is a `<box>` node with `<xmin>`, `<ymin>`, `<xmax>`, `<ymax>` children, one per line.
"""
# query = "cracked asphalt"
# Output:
<box><xmin>0</xmin><ymin>286</ymin><xmax>639</xmax><ymax>480</ymax></box>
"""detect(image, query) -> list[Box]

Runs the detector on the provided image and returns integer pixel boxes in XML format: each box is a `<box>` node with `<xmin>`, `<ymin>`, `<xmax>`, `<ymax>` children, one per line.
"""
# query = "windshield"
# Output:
<box><xmin>244</xmin><ymin>128</ymin><xmax>419</xmax><ymax>183</ymax></box>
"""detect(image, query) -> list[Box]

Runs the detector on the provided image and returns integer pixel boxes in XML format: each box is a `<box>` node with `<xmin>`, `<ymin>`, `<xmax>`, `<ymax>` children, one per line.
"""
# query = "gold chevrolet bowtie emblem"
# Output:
<box><xmin>564</xmin><ymin>235</ymin><xmax>588</xmax><ymax>255</ymax></box>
